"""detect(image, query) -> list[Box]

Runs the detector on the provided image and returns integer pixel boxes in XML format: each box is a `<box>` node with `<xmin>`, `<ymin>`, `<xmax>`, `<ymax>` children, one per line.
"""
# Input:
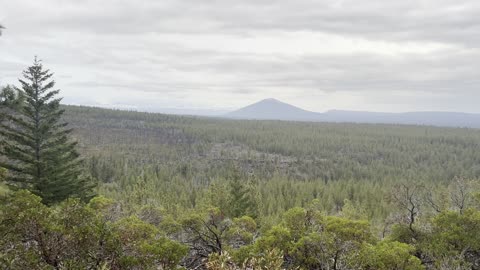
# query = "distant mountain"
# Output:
<box><xmin>225</xmin><ymin>98</ymin><xmax>320</xmax><ymax>121</ymax></box>
<box><xmin>225</xmin><ymin>98</ymin><xmax>480</xmax><ymax>128</ymax></box>
<box><xmin>322</xmin><ymin>110</ymin><xmax>480</xmax><ymax>128</ymax></box>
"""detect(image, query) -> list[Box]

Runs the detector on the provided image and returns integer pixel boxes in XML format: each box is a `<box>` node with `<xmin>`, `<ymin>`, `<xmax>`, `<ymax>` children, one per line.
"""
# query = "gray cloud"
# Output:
<box><xmin>0</xmin><ymin>0</ymin><xmax>480</xmax><ymax>113</ymax></box>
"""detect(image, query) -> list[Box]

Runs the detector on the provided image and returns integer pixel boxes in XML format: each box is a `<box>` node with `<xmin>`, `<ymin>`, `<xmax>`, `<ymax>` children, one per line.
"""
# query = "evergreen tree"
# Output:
<box><xmin>0</xmin><ymin>58</ymin><xmax>95</xmax><ymax>204</ymax></box>
<box><xmin>228</xmin><ymin>170</ymin><xmax>258</xmax><ymax>218</ymax></box>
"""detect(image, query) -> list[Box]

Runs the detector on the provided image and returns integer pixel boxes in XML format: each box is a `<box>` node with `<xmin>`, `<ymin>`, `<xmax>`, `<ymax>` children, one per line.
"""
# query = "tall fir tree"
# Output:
<box><xmin>0</xmin><ymin>58</ymin><xmax>95</xmax><ymax>204</ymax></box>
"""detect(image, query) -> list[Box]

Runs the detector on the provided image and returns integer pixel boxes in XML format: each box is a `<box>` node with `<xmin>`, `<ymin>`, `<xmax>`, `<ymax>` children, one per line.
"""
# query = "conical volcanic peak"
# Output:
<box><xmin>225</xmin><ymin>98</ymin><xmax>319</xmax><ymax>121</ymax></box>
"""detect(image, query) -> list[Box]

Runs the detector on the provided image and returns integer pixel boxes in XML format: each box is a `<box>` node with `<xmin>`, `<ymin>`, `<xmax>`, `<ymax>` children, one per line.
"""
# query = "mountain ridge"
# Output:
<box><xmin>224</xmin><ymin>98</ymin><xmax>480</xmax><ymax>128</ymax></box>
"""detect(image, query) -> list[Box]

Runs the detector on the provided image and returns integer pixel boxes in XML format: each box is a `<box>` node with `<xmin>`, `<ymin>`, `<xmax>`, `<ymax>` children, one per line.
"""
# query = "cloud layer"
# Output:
<box><xmin>1</xmin><ymin>0</ymin><xmax>479</xmax><ymax>113</ymax></box>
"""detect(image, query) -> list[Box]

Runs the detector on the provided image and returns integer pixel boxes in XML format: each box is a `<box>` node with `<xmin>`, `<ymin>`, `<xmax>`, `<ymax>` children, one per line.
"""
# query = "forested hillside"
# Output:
<box><xmin>61</xmin><ymin>106</ymin><xmax>480</xmax><ymax>269</ymax></box>
<box><xmin>2</xmin><ymin>100</ymin><xmax>480</xmax><ymax>269</ymax></box>
<box><xmin>62</xmin><ymin>105</ymin><xmax>480</xmax><ymax>219</ymax></box>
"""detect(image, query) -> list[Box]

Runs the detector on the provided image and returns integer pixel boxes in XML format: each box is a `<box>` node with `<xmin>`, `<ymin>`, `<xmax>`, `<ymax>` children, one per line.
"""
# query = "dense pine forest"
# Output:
<box><xmin>62</xmin><ymin>105</ymin><xmax>480</xmax><ymax>221</ymax></box>
<box><xmin>1</xmin><ymin>61</ymin><xmax>480</xmax><ymax>269</ymax></box>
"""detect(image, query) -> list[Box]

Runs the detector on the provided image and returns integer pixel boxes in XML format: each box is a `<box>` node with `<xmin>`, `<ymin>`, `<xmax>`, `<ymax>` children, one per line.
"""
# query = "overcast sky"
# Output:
<box><xmin>1</xmin><ymin>0</ymin><xmax>480</xmax><ymax>114</ymax></box>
